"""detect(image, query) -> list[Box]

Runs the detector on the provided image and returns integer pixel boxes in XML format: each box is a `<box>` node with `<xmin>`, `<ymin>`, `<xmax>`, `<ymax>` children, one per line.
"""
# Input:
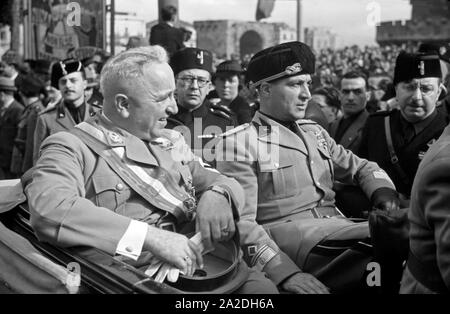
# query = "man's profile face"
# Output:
<box><xmin>395</xmin><ymin>77</ymin><xmax>441</xmax><ymax>123</ymax></box>
<box><xmin>58</xmin><ymin>72</ymin><xmax>86</xmax><ymax>103</ymax></box>
<box><xmin>340</xmin><ymin>77</ymin><xmax>368</xmax><ymax>117</ymax></box>
<box><xmin>175</xmin><ymin>69</ymin><xmax>211</xmax><ymax>111</ymax></box>
<box><xmin>262</xmin><ymin>74</ymin><xmax>312</xmax><ymax>122</ymax></box>
<box><xmin>214</xmin><ymin>73</ymin><xmax>239</xmax><ymax>102</ymax></box>
<box><xmin>310</xmin><ymin>94</ymin><xmax>338</xmax><ymax>124</ymax></box>
<box><xmin>127</xmin><ymin>62</ymin><xmax>177</xmax><ymax>139</ymax></box>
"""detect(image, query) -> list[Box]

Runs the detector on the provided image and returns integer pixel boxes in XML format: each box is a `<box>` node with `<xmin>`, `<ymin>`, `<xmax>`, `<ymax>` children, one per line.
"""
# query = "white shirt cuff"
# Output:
<box><xmin>115</xmin><ymin>220</ymin><xmax>148</xmax><ymax>261</ymax></box>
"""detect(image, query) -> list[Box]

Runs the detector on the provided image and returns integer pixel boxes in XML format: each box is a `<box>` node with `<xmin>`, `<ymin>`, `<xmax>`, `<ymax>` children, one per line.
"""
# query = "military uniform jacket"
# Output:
<box><xmin>215</xmin><ymin>111</ymin><xmax>395</xmax><ymax>284</ymax></box>
<box><xmin>25</xmin><ymin>112</ymin><xmax>245</xmax><ymax>257</ymax></box>
<box><xmin>329</xmin><ymin>110</ymin><xmax>370</xmax><ymax>153</ymax></box>
<box><xmin>400</xmin><ymin>124</ymin><xmax>450</xmax><ymax>293</ymax></box>
<box><xmin>358</xmin><ymin>107</ymin><xmax>449</xmax><ymax>197</ymax></box>
<box><xmin>33</xmin><ymin>99</ymin><xmax>98</xmax><ymax>164</ymax></box>
<box><xmin>0</xmin><ymin>100</ymin><xmax>24</xmax><ymax>169</ymax></box>
<box><xmin>166</xmin><ymin>100</ymin><xmax>237</xmax><ymax>161</ymax></box>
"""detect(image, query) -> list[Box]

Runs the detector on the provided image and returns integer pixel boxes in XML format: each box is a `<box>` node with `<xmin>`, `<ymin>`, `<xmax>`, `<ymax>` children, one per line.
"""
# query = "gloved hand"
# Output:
<box><xmin>144</xmin><ymin>232</ymin><xmax>206</xmax><ymax>283</ymax></box>
<box><xmin>371</xmin><ymin>187</ymin><xmax>400</xmax><ymax>211</ymax></box>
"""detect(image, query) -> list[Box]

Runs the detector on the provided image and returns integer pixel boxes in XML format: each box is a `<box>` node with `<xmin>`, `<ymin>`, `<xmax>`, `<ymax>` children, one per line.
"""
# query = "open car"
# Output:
<box><xmin>0</xmin><ymin>180</ymin><xmax>246</xmax><ymax>294</ymax></box>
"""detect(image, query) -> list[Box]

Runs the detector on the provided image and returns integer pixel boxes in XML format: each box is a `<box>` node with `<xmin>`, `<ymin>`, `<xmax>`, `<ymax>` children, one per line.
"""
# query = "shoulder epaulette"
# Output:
<box><xmin>209</xmin><ymin>103</ymin><xmax>233</xmax><ymax>120</ymax></box>
<box><xmin>219</xmin><ymin>123</ymin><xmax>251</xmax><ymax>138</ymax></box>
<box><xmin>296</xmin><ymin>119</ymin><xmax>318</xmax><ymax>125</ymax></box>
<box><xmin>38</xmin><ymin>105</ymin><xmax>57</xmax><ymax>116</ymax></box>
<box><xmin>369</xmin><ymin>110</ymin><xmax>392</xmax><ymax>118</ymax></box>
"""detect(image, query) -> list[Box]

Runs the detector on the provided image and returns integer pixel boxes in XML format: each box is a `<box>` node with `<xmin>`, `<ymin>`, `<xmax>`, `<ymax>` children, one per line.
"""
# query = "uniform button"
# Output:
<box><xmin>310</xmin><ymin>160</ymin><xmax>314</xmax><ymax>165</ymax></box>
<box><xmin>274</xmin><ymin>162</ymin><xmax>279</xmax><ymax>168</ymax></box>
<box><xmin>116</xmin><ymin>183</ymin><xmax>124</xmax><ymax>191</ymax></box>
<box><xmin>125</xmin><ymin>246</ymin><xmax>134</xmax><ymax>253</ymax></box>
<box><xmin>316</xmin><ymin>182</ymin><xmax>321</xmax><ymax>187</ymax></box>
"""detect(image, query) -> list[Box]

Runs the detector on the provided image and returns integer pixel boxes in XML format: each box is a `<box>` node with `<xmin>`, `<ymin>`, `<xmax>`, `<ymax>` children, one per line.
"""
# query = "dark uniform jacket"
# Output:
<box><xmin>10</xmin><ymin>100</ymin><xmax>44</xmax><ymax>175</ymax></box>
<box><xmin>0</xmin><ymin>100</ymin><xmax>24</xmax><ymax>177</ymax></box>
<box><xmin>359</xmin><ymin>107</ymin><xmax>450</xmax><ymax>197</ymax></box>
<box><xmin>149</xmin><ymin>22</ymin><xmax>185</xmax><ymax>57</ymax></box>
<box><xmin>166</xmin><ymin>100</ymin><xmax>237</xmax><ymax>162</ymax></box>
<box><xmin>400</xmin><ymin>124</ymin><xmax>450</xmax><ymax>294</ymax></box>
<box><xmin>329</xmin><ymin>110</ymin><xmax>370</xmax><ymax>154</ymax></box>
<box><xmin>33</xmin><ymin>99</ymin><xmax>98</xmax><ymax>164</ymax></box>
<box><xmin>228</xmin><ymin>95</ymin><xmax>255</xmax><ymax>125</ymax></box>
<box><xmin>215</xmin><ymin>111</ymin><xmax>395</xmax><ymax>285</ymax></box>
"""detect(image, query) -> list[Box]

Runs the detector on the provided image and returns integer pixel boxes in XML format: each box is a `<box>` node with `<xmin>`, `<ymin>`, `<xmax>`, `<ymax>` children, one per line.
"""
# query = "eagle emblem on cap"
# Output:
<box><xmin>60</xmin><ymin>61</ymin><xmax>68</xmax><ymax>76</ymax></box>
<box><xmin>418</xmin><ymin>61</ymin><xmax>425</xmax><ymax>76</ymax></box>
<box><xmin>285</xmin><ymin>63</ymin><xmax>302</xmax><ymax>75</ymax></box>
<box><xmin>197</xmin><ymin>51</ymin><xmax>204</xmax><ymax>65</ymax></box>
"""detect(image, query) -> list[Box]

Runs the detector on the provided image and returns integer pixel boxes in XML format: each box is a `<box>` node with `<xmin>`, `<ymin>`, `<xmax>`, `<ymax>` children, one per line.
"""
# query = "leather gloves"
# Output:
<box><xmin>370</xmin><ymin>187</ymin><xmax>401</xmax><ymax>211</ymax></box>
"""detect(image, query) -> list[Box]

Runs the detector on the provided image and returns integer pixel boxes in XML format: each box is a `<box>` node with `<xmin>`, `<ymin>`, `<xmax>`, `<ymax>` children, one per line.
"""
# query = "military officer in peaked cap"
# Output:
<box><xmin>215</xmin><ymin>41</ymin><xmax>400</xmax><ymax>294</ymax></box>
<box><xmin>359</xmin><ymin>51</ymin><xmax>449</xmax><ymax>205</ymax></box>
<box><xmin>166</xmin><ymin>48</ymin><xmax>237</xmax><ymax>164</ymax></box>
<box><xmin>32</xmin><ymin>59</ymin><xmax>100</xmax><ymax>164</ymax></box>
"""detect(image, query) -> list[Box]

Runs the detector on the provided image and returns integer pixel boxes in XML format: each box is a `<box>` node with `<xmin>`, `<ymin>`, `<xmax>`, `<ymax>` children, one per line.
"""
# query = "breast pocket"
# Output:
<box><xmin>258</xmin><ymin>162</ymin><xmax>298</xmax><ymax>200</ymax></box>
<box><xmin>92</xmin><ymin>175</ymin><xmax>131</xmax><ymax>214</ymax></box>
<box><xmin>317</xmin><ymin>146</ymin><xmax>334</xmax><ymax>183</ymax></box>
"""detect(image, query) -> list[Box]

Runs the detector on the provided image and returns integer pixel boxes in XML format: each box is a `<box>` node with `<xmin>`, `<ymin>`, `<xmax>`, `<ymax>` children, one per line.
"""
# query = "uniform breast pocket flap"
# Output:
<box><xmin>258</xmin><ymin>161</ymin><xmax>298</xmax><ymax>199</ymax></box>
<box><xmin>92</xmin><ymin>175</ymin><xmax>129</xmax><ymax>212</ymax></box>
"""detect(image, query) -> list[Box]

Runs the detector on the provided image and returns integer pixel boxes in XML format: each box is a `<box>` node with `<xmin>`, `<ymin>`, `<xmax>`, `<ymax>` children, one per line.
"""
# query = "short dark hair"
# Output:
<box><xmin>312</xmin><ymin>87</ymin><xmax>341</xmax><ymax>110</ymax></box>
<box><xmin>161</xmin><ymin>5</ymin><xmax>177</xmax><ymax>22</ymax></box>
<box><xmin>340</xmin><ymin>71</ymin><xmax>368</xmax><ymax>88</ymax></box>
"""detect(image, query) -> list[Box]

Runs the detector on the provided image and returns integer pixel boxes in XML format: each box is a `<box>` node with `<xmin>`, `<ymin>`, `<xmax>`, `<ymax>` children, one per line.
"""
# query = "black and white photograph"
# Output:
<box><xmin>0</xmin><ymin>0</ymin><xmax>449</xmax><ymax>303</ymax></box>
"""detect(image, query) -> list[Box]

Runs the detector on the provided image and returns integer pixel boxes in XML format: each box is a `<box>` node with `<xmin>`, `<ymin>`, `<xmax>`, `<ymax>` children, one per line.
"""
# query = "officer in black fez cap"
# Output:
<box><xmin>214</xmin><ymin>41</ymin><xmax>401</xmax><ymax>294</ymax></box>
<box><xmin>50</xmin><ymin>59</ymin><xmax>85</xmax><ymax>89</ymax></box>
<box><xmin>167</xmin><ymin>47</ymin><xmax>237</xmax><ymax>156</ymax></box>
<box><xmin>359</xmin><ymin>50</ymin><xmax>448</xmax><ymax>199</ymax></box>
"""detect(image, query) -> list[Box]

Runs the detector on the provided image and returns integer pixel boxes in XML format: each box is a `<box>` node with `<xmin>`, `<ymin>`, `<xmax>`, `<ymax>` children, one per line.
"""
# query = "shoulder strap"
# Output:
<box><xmin>71</xmin><ymin>124</ymin><xmax>196</xmax><ymax>223</ymax></box>
<box><xmin>384</xmin><ymin>116</ymin><xmax>410</xmax><ymax>186</ymax></box>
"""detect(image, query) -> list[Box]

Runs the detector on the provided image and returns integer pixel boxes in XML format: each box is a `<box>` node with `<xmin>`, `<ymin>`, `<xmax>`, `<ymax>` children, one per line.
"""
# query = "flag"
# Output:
<box><xmin>256</xmin><ymin>0</ymin><xmax>276</xmax><ymax>21</ymax></box>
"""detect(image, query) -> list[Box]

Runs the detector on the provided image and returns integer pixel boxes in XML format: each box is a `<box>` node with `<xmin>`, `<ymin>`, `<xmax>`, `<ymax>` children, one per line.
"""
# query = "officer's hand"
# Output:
<box><xmin>144</xmin><ymin>227</ymin><xmax>203</xmax><ymax>277</ymax></box>
<box><xmin>371</xmin><ymin>187</ymin><xmax>400</xmax><ymax>211</ymax></box>
<box><xmin>281</xmin><ymin>273</ymin><xmax>330</xmax><ymax>294</ymax></box>
<box><xmin>196</xmin><ymin>190</ymin><xmax>236</xmax><ymax>250</ymax></box>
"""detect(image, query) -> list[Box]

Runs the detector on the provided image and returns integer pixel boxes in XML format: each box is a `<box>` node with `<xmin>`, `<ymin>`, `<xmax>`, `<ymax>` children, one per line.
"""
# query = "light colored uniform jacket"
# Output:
<box><xmin>215</xmin><ymin>111</ymin><xmax>395</xmax><ymax>285</ymax></box>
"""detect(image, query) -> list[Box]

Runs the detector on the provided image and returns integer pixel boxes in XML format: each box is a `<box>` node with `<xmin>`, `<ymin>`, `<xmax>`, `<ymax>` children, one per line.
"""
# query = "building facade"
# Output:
<box><xmin>377</xmin><ymin>0</ymin><xmax>450</xmax><ymax>46</ymax></box>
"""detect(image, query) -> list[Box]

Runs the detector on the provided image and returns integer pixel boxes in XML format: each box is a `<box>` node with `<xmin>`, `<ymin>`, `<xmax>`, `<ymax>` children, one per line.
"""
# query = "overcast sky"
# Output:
<box><xmin>116</xmin><ymin>0</ymin><xmax>412</xmax><ymax>47</ymax></box>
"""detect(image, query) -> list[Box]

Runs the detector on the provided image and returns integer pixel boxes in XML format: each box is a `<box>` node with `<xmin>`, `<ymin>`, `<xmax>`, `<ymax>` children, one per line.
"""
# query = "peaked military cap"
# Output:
<box><xmin>170</xmin><ymin>48</ymin><xmax>213</xmax><ymax>76</ymax></box>
<box><xmin>216</xmin><ymin>60</ymin><xmax>242</xmax><ymax>75</ymax></box>
<box><xmin>246</xmin><ymin>41</ymin><xmax>315</xmax><ymax>88</ymax></box>
<box><xmin>0</xmin><ymin>77</ymin><xmax>17</xmax><ymax>92</ymax></box>
<box><xmin>393</xmin><ymin>51</ymin><xmax>442</xmax><ymax>85</ymax></box>
<box><xmin>50</xmin><ymin>58</ymin><xmax>84</xmax><ymax>88</ymax></box>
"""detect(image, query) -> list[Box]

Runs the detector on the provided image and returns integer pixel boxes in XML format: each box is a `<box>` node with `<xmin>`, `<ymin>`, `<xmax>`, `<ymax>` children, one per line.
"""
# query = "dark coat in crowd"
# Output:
<box><xmin>329</xmin><ymin>110</ymin><xmax>370</xmax><ymax>154</ymax></box>
<box><xmin>166</xmin><ymin>100</ymin><xmax>237</xmax><ymax>161</ymax></box>
<box><xmin>0</xmin><ymin>100</ymin><xmax>24</xmax><ymax>178</ymax></box>
<box><xmin>10</xmin><ymin>100</ymin><xmax>44</xmax><ymax>175</ymax></box>
<box><xmin>149</xmin><ymin>22</ymin><xmax>185</xmax><ymax>56</ymax></box>
<box><xmin>359</xmin><ymin>106</ymin><xmax>450</xmax><ymax>197</ymax></box>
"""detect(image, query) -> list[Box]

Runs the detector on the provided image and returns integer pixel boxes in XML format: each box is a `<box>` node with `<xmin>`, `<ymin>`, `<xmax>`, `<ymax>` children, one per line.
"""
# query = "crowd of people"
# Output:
<box><xmin>1</xmin><ymin>4</ymin><xmax>450</xmax><ymax>294</ymax></box>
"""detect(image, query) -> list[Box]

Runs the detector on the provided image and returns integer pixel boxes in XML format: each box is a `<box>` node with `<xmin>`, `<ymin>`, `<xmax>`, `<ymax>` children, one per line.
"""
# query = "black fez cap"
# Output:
<box><xmin>418</xmin><ymin>43</ymin><xmax>450</xmax><ymax>64</ymax></box>
<box><xmin>170</xmin><ymin>48</ymin><xmax>213</xmax><ymax>76</ymax></box>
<box><xmin>393</xmin><ymin>51</ymin><xmax>442</xmax><ymax>85</ymax></box>
<box><xmin>246</xmin><ymin>41</ymin><xmax>315</xmax><ymax>88</ymax></box>
<box><xmin>50</xmin><ymin>59</ymin><xmax>84</xmax><ymax>89</ymax></box>
<box><xmin>216</xmin><ymin>60</ymin><xmax>242</xmax><ymax>75</ymax></box>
